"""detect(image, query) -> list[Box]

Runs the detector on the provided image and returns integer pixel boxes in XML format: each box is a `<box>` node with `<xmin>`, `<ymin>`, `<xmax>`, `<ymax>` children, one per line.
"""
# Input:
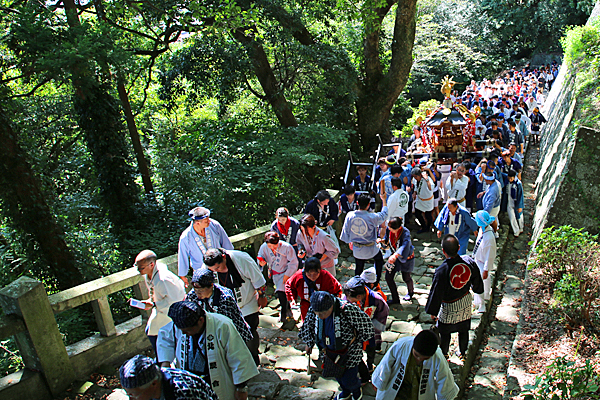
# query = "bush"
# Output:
<box><xmin>531</xmin><ymin>225</ymin><xmax>600</xmax><ymax>332</ymax></box>
<box><xmin>522</xmin><ymin>356</ymin><xmax>600</xmax><ymax>400</ymax></box>
<box><xmin>401</xmin><ymin>99</ymin><xmax>441</xmax><ymax>137</ymax></box>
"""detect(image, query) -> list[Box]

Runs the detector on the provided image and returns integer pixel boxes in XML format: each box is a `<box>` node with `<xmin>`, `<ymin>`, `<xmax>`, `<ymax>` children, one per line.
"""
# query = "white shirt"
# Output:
<box><xmin>474</xmin><ymin>227</ymin><xmax>496</xmax><ymax>272</ymax></box>
<box><xmin>145</xmin><ymin>263</ymin><xmax>186</xmax><ymax>335</ymax></box>
<box><xmin>445</xmin><ymin>175</ymin><xmax>469</xmax><ymax>201</ymax></box>
<box><xmin>413</xmin><ymin>176</ymin><xmax>434</xmax><ymax>212</ymax></box>
<box><xmin>387</xmin><ymin>188</ymin><xmax>410</xmax><ymax>221</ymax></box>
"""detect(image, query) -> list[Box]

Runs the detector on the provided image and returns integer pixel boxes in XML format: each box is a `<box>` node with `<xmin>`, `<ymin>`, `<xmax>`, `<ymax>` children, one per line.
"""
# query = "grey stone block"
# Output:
<box><xmin>248</xmin><ymin>382</ymin><xmax>281</xmax><ymax>400</ymax></box>
<box><xmin>275</xmin><ymin>385</ymin><xmax>334</xmax><ymax>400</ymax></box>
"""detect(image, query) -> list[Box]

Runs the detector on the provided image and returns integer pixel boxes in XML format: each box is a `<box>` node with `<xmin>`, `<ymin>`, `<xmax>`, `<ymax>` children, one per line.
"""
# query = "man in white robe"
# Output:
<box><xmin>134</xmin><ymin>250</ymin><xmax>186</xmax><ymax>357</ymax></box>
<box><xmin>202</xmin><ymin>248</ymin><xmax>267</xmax><ymax>366</ymax></box>
<box><xmin>158</xmin><ymin>301</ymin><xmax>259</xmax><ymax>400</ymax></box>
<box><xmin>445</xmin><ymin>164</ymin><xmax>469</xmax><ymax>205</ymax></box>
<box><xmin>411</xmin><ymin>167</ymin><xmax>435</xmax><ymax>234</ymax></box>
<box><xmin>372</xmin><ymin>330</ymin><xmax>459</xmax><ymax>400</ymax></box>
<box><xmin>178</xmin><ymin>207</ymin><xmax>234</xmax><ymax>287</ymax></box>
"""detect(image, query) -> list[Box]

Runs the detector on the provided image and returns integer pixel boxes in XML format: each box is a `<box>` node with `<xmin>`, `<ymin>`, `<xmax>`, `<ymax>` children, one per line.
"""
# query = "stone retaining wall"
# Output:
<box><xmin>531</xmin><ymin>4</ymin><xmax>600</xmax><ymax>242</ymax></box>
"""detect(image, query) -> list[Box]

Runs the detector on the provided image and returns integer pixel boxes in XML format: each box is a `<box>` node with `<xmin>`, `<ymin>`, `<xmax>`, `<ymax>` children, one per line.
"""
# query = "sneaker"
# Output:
<box><xmin>402</xmin><ymin>294</ymin><xmax>413</xmax><ymax>301</ymax></box>
<box><xmin>335</xmin><ymin>392</ymin><xmax>351</xmax><ymax>400</ymax></box>
<box><xmin>353</xmin><ymin>389</ymin><xmax>363</xmax><ymax>400</ymax></box>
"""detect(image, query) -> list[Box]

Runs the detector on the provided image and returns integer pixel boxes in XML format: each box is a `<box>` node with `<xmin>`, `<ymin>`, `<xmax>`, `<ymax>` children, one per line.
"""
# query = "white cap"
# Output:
<box><xmin>360</xmin><ymin>267</ymin><xmax>377</xmax><ymax>284</ymax></box>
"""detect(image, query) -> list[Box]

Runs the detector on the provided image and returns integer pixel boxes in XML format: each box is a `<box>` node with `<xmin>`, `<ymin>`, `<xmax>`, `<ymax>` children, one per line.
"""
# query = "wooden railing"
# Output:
<box><xmin>0</xmin><ymin>190</ymin><xmax>339</xmax><ymax>400</ymax></box>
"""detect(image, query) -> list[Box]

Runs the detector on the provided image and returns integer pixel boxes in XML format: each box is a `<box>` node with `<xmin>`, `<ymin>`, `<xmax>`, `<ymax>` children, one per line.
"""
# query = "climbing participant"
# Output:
<box><xmin>387</xmin><ymin>177</ymin><xmax>410</xmax><ymax>224</ymax></box>
<box><xmin>472</xmin><ymin>211</ymin><xmax>497</xmax><ymax>314</ymax></box>
<box><xmin>434</xmin><ymin>198</ymin><xmax>479</xmax><ymax>256</ymax></box>
<box><xmin>338</xmin><ymin>185</ymin><xmax>359</xmax><ymax>214</ymax></box>
<box><xmin>257</xmin><ymin>231</ymin><xmax>298</xmax><ymax>330</ymax></box>
<box><xmin>445</xmin><ymin>163</ymin><xmax>469</xmax><ymax>206</ymax></box>
<box><xmin>177</xmin><ymin>207</ymin><xmax>234</xmax><ymax>287</ymax></box>
<box><xmin>202</xmin><ymin>248</ymin><xmax>267</xmax><ymax>366</ymax></box>
<box><xmin>360</xmin><ymin>266</ymin><xmax>387</xmax><ymax>301</ymax></box>
<box><xmin>304</xmin><ymin>189</ymin><xmax>339</xmax><ymax>229</ymax></box>
<box><xmin>425</xmin><ymin>234</ymin><xmax>484</xmax><ymax>359</ymax></box>
<box><xmin>185</xmin><ymin>267</ymin><xmax>253</xmax><ymax>343</ymax></box>
<box><xmin>478</xmin><ymin>171</ymin><xmax>501</xmax><ymax>235</ymax></box>
<box><xmin>506</xmin><ymin>170</ymin><xmax>524</xmax><ymax>237</ymax></box>
<box><xmin>340</xmin><ymin>193</ymin><xmax>388</xmax><ymax>279</ymax></box>
<box><xmin>285</xmin><ymin>257</ymin><xmax>342</xmax><ymax>321</ymax></box>
<box><xmin>343</xmin><ymin>276</ymin><xmax>389</xmax><ymax>382</ymax></box>
<box><xmin>300</xmin><ymin>291</ymin><xmax>374</xmax><ymax>400</ymax></box>
<box><xmin>296</xmin><ymin>214</ymin><xmax>340</xmax><ymax>278</ymax></box>
<box><xmin>529</xmin><ymin>106</ymin><xmax>547</xmax><ymax>144</ymax></box>
<box><xmin>119</xmin><ymin>354</ymin><xmax>217</xmax><ymax>400</ymax></box>
<box><xmin>270</xmin><ymin>207</ymin><xmax>301</xmax><ymax>255</ymax></box>
<box><xmin>133</xmin><ymin>249</ymin><xmax>186</xmax><ymax>358</ymax></box>
<box><xmin>372</xmin><ymin>330</ymin><xmax>459</xmax><ymax>400</ymax></box>
<box><xmin>157</xmin><ymin>301</ymin><xmax>258</xmax><ymax>400</ymax></box>
<box><xmin>411</xmin><ymin>166</ymin><xmax>435</xmax><ymax>234</ymax></box>
<box><xmin>379</xmin><ymin>216</ymin><xmax>415</xmax><ymax>305</ymax></box>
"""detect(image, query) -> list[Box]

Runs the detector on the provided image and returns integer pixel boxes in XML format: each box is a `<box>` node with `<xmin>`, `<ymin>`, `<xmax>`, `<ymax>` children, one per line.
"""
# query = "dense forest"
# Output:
<box><xmin>0</xmin><ymin>0</ymin><xmax>594</xmax><ymax>297</ymax></box>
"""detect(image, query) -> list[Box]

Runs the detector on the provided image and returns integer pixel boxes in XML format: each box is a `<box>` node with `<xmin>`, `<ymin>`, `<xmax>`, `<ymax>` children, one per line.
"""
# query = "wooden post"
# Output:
<box><xmin>0</xmin><ymin>277</ymin><xmax>75</xmax><ymax>395</ymax></box>
<box><xmin>91</xmin><ymin>296</ymin><xmax>116</xmax><ymax>336</ymax></box>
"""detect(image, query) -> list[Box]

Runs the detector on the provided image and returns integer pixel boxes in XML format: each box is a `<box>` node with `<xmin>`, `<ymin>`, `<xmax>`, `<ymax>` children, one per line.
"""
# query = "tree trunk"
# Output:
<box><xmin>232</xmin><ymin>28</ymin><xmax>299</xmax><ymax>127</ymax></box>
<box><xmin>356</xmin><ymin>0</ymin><xmax>418</xmax><ymax>152</ymax></box>
<box><xmin>116</xmin><ymin>78</ymin><xmax>154</xmax><ymax>195</ymax></box>
<box><xmin>64</xmin><ymin>0</ymin><xmax>141</xmax><ymax>235</ymax></box>
<box><xmin>0</xmin><ymin>105</ymin><xmax>85</xmax><ymax>290</ymax></box>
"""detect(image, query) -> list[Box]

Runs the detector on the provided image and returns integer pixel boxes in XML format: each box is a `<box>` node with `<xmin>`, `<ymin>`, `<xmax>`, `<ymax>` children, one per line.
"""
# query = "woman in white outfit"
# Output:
<box><xmin>472</xmin><ymin>211</ymin><xmax>497</xmax><ymax>313</ymax></box>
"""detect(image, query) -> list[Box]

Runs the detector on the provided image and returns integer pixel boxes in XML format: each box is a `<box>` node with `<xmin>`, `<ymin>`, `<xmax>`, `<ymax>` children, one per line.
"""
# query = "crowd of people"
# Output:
<box><xmin>118</xmin><ymin>65</ymin><xmax>551</xmax><ymax>400</ymax></box>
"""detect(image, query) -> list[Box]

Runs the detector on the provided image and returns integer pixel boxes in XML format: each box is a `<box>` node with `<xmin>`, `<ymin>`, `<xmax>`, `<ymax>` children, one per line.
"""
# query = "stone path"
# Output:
<box><xmin>463</xmin><ymin>145</ymin><xmax>540</xmax><ymax>399</ymax></box>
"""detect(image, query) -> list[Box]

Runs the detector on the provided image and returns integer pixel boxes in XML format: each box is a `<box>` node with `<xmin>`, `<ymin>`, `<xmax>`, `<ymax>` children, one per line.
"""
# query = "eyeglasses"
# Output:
<box><xmin>134</xmin><ymin>261</ymin><xmax>152</xmax><ymax>268</ymax></box>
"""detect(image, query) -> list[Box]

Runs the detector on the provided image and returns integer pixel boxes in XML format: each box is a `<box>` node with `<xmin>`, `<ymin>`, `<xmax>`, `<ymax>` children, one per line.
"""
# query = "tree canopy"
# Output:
<box><xmin>0</xmin><ymin>0</ymin><xmax>594</xmax><ymax>294</ymax></box>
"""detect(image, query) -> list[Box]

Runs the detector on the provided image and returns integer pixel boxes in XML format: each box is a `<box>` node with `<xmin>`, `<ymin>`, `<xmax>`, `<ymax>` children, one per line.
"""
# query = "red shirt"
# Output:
<box><xmin>285</xmin><ymin>269</ymin><xmax>342</xmax><ymax>320</ymax></box>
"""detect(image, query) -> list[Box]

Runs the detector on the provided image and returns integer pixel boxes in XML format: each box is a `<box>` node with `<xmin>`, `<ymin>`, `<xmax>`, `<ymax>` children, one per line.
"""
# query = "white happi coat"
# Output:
<box><xmin>157</xmin><ymin>312</ymin><xmax>259</xmax><ymax>400</ymax></box>
<box><xmin>257</xmin><ymin>241</ymin><xmax>298</xmax><ymax>291</ymax></box>
<box><xmin>296</xmin><ymin>227</ymin><xmax>340</xmax><ymax>273</ymax></box>
<box><xmin>445</xmin><ymin>175</ymin><xmax>469</xmax><ymax>202</ymax></box>
<box><xmin>178</xmin><ymin>220</ymin><xmax>234</xmax><ymax>277</ymax></box>
<box><xmin>145</xmin><ymin>263</ymin><xmax>186</xmax><ymax>335</ymax></box>
<box><xmin>413</xmin><ymin>176</ymin><xmax>435</xmax><ymax>212</ymax></box>
<box><xmin>387</xmin><ymin>188</ymin><xmax>410</xmax><ymax>221</ymax></box>
<box><xmin>373</xmin><ymin>336</ymin><xmax>459</xmax><ymax>400</ymax></box>
<box><xmin>218</xmin><ymin>250</ymin><xmax>267</xmax><ymax>317</ymax></box>
<box><xmin>473</xmin><ymin>227</ymin><xmax>496</xmax><ymax>274</ymax></box>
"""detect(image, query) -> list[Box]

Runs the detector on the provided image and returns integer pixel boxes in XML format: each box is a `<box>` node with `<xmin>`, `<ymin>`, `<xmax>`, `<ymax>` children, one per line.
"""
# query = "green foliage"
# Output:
<box><xmin>401</xmin><ymin>99</ymin><xmax>440</xmax><ymax>137</ymax></box>
<box><xmin>403</xmin><ymin>0</ymin><xmax>501</xmax><ymax>106</ymax></box>
<box><xmin>0</xmin><ymin>338</ymin><xmax>22</xmax><ymax>378</ymax></box>
<box><xmin>532</xmin><ymin>225</ymin><xmax>600</xmax><ymax>331</ymax></box>
<box><xmin>476</xmin><ymin>0</ymin><xmax>593</xmax><ymax>58</ymax></box>
<box><xmin>152</xmin><ymin>118</ymin><xmax>350</xmax><ymax>234</ymax></box>
<box><xmin>562</xmin><ymin>21</ymin><xmax>600</xmax><ymax>131</ymax></box>
<box><xmin>523</xmin><ymin>356</ymin><xmax>600</xmax><ymax>400</ymax></box>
